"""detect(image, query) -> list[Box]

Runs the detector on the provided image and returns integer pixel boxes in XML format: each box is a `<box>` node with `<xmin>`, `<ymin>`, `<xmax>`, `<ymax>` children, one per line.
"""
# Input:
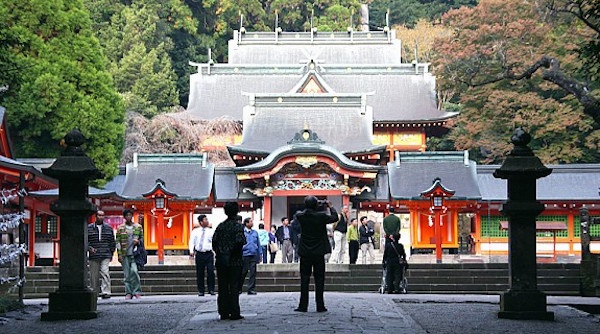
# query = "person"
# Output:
<box><xmin>293</xmin><ymin>196</ymin><xmax>338</xmax><ymax>313</ymax></box>
<box><xmin>383</xmin><ymin>233</ymin><xmax>407</xmax><ymax>294</ymax></box>
<box><xmin>116</xmin><ymin>209</ymin><xmax>143</xmax><ymax>299</ymax></box>
<box><xmin>240</xmin><ymin>217</ymin><xmax>261</xmax><ymax>295</ymax></box>
<box><xmin>347</xmin><ymin>218</ymin><xmax>359</xmax><ymax>264</ymax></box>
<box><xmin>268</xmin><ymin>226</ymin><xmax>278</xmax><ymax>263</ymax></box>
<box><xmin>189</xmin><ymin>214</ymin><xmax>215</xmax><ymax>296</ymax></box>
<box><xmin>329</xmin><ymin>205</ymin><xmax>349</xmax><ymax>263</ymax></box>
<box><xmin>87</xmin><ymin>210</ymin><xmax>116</xmax><ymax>299</ymax></box>
<box><xmin>359</xmin><ymin>216</ymin><xmax>375</xmax><ymax>264</ymax></box>
<box><xmin>276</xmin><ymin>217</ymin><xmax>295</xmax><ymax>263</ymax></box>
<box><xmin>324</xmin><ymin>223</ymin><xmax>334</xmax><ymax>263</ymax></box>
<box><xmin>292</xmin><ymin>212</ymin><xmax>302</xmax><ymax>263</ymax></box>
<box><xmin>383</xmin><ymin>207</ymin><xmax>401</xmax><ymax>241</ymax></box>
<box><xmin>257</xmin><ymin>223</ymin><xmax>269</xmax><ymax>264</ymax></box>
<box><xmin>212</xmin><ymin>202</ymin><xmax>246</xmax><ymax>320</ymax></box>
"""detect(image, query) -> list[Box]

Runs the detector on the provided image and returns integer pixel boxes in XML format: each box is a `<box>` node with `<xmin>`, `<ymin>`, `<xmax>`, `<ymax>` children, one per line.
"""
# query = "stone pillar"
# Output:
<box><xmin>493</xmin><ymin>128</ymin><xmax>554</xmax><ymax>320</ymax></box>
<box><xmin>41</xmin><ymin>129</ymin><xmax>102</xmax><ymax>321</ymax></box>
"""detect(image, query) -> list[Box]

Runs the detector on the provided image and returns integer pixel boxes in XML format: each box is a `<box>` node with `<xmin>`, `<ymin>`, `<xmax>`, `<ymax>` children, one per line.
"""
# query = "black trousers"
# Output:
<box><xmin>386</xmin><ymin>261</ymin><xmax>404</xmax><ymax>293</ymax></box>
<box><xmin>216</xmin><ymin>265</ymin><xmax>242</xmax><ymax>318</ymax></box>
<box><xmin>298</xmin><ymin>254</ymin><xmax>326</xmax><ymax>310</ymax></box>
<box><xmin>240</xmin><ymin>255</ymin><xmax>257</xmax><ymax>293</ymax></box>
<box><xmin>195</xmin><ymin>251</ymin><xmax>215</xmax><ymax>293</ymax></box>
<box><xmin>348</xmin><ymin>240</ymin><xmax>359</xmax><ymax>264</ymax></box>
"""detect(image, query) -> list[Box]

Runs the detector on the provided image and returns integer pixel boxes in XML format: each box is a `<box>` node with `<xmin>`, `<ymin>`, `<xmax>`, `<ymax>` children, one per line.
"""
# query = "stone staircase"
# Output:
<box><xmin>19</xmin><ymin>263</ymin><xmax>581</xmax><ymax>299</ymax></box>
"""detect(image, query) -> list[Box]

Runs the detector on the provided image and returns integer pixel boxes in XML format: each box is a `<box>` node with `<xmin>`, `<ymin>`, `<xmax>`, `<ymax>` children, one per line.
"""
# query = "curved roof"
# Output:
<box><xmin>388</xmin><ymin>152</ymin><xmax>481</xmax><ymax>200</ymax></box>
<box><xmin>232</xmin><ymin>94</ymin><xmax>384</xmax><ymax>154</ymax></box>
<box><xmin>232</xmin><ymin>142</ymin><xmax>385</xmax><ymax>174</ymax></box>
<box><xmin>120</xmin><ymin>154</ymin><xmax>214</xmax><ymax>200</ymax></box>
<box><xmin>185</xmin><ymin>66</ymin><xmax>455</xmax><ymax>122</ymax></box>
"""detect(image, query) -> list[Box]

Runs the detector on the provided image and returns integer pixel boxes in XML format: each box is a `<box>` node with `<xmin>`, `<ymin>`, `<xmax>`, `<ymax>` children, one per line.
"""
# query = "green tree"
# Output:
<box><xmin>370</xmin><ymin>0</ymin><xmax>478</xmax><ymax>28</ymax></box>
<box><xmin>433</xmin><ymin>0</ymin><xmax>599</xmax><ymax>163</ymax></box>
<box><xmin>0</xmin><ymin>0</ymin><xmax>125</xmax><ymax>183</ymax></box>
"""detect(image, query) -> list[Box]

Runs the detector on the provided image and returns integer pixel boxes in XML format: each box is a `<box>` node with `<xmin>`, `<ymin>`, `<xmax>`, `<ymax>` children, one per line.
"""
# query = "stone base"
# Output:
<box><xmin>498</xmin><ymin>290</ymin><xmax>554</xmax><ymax>321</ymax></box>
<box><xmin>41</xmin><ymin>290</ymin><xmax>98</xmax><ymax>321</ymax></box>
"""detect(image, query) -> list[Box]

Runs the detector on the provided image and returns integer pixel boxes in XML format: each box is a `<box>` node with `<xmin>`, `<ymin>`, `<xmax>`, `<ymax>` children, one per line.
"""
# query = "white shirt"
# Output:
<box><xmin>96</xmin><ymin>224</ymin><xmax>102</xmax><ymax>241</ymax></box>
<box><xmin>189</xmin><ymin>226</ymin><xmax>214</xmax><ymax>253</ymax></box>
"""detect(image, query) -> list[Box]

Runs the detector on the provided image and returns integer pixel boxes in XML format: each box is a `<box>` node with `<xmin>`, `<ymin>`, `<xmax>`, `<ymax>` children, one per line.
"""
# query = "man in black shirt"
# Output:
<box><xmin>212</xmin><ymin>202</ymin><xmax>246</xmax><ymax>320</ymax></box>
<box><xmin>294</xmin><ymin>196</ymin><xmax>338</xmax><ymax>313</ymax></box>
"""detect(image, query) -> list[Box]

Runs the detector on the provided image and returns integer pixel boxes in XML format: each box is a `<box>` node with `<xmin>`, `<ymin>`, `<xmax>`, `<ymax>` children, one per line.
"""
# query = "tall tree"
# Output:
<box><xmin>0</xmin><ymin>0</ymin><xmax>125</xmax><ymax>183</ymax></box>
<box><xmin>433</xmin><ymin>0</ymin><xmax>599</xmax><ymax>163</ymax></box>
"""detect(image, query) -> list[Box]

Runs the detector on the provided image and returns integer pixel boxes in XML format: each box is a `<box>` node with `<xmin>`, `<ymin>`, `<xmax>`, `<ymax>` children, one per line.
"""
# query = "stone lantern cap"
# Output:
<box><xmin>493</xmin><ymin>128</ymin><xmax>551</xmax><ymax>180</ymax></box>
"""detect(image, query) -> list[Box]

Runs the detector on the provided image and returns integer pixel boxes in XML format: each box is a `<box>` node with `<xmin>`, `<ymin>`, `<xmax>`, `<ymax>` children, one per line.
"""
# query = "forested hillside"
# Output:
<box><xmin>1</xmin><ymin>0</ymin><xmax>598</xmax><ymax>181</ymax></box>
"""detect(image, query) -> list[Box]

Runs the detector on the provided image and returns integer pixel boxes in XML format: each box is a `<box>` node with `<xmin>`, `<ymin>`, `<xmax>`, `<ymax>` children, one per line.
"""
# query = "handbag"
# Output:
<box><xmin>391</xmin><ymin>242</ymin><xmax>408</xmax><ymax>269</ymax></box>
<box><xmin>269</xmin><ymin>241</ymin><xmax>279</xmax><ymax>253</ymax></box>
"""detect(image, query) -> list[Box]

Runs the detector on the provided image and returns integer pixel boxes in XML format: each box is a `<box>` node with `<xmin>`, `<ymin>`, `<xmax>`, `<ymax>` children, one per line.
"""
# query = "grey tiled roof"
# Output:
<box><xmin>29</xmin><ymin>187</ymin><xmax>118</xmax><ymax>198</ymax></box>
<box><xmin>228</xmin><ymin>31</ymin><xmax>402</xmax><ymax>65</ymax></box>
<box><xmin>388</xmin><ymin>152</ymin><xmax>481</xmax><ymax>200</ymax></box>
<box><xmin>0</xmin><ymin>156</ymin><xmax>56</xmax><ymax>183</ymax></box>
<box><xmin>185</xmin><ymin>65</ymin><xmax>455</xmax><ymax>122</ymax></box>
<box><xmin>477</xmin><ymin>164</ymin><xmax>600</xmax><ymax>201</ymax></box>
<box><xmin>233</xmin><ymin>95</ymin><xmax>382</xmax><ymax>153</ymax></box>
<box><xmin>213</xmin><ymin>168</ymin><xmax>259</xmax><ymax>202</ymax></box>
<box><xmin>120</xmin><ymin>154</ymin><xmax>213</xmax><ymax>200</ymax></box>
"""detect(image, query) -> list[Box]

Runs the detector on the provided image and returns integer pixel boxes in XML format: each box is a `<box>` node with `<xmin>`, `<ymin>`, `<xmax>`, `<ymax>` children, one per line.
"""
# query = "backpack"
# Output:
<box><xmin>133</xmin><ymin>238</ymin><xmax>148</xmax><ymax>269</ymax></box>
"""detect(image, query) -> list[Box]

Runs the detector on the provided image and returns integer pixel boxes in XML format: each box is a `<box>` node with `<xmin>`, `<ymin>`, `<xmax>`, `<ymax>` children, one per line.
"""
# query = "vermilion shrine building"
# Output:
<box><xmin>2</xmin><ymin>29</ymin><xmax>600</xmax><ymax>265</ymax></box>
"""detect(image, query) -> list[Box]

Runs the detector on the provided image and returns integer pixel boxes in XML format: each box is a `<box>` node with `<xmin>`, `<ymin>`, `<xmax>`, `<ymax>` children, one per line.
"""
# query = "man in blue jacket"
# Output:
<box><xmin>240</xmin><ymin>217</ymin><xmax>262</xmax><ymax>295</ymax></box>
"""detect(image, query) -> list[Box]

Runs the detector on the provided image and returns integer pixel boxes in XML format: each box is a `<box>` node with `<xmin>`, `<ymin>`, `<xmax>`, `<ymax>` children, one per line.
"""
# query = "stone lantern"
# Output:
<box><xmin>494</xmin><ymin>128</ymin><xmax>553</xmax><ymax>320</ymax></box>
<box><xmin>41</xmin><ymin>129</ymin><xmax>102</xmax><ymax>321</ymax></box>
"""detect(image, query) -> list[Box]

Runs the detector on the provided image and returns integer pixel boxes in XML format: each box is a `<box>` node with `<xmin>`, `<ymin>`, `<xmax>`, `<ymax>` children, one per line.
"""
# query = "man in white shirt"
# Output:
<box><xmin>189</xmin><ymin>214</ymin><xmax>215</xmax><ymax>296</ymax></box>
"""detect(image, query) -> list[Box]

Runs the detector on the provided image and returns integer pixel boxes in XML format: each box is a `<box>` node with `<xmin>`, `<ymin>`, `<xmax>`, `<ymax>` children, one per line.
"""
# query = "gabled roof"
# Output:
<box><xmin>230</xmin><ymin>94</ymin><xmax>383</xmax><ymax>154</ymax></box>
<box><xmin>477</xmin><ymin>164</ymin><xmax>600</xmax><ymax>201</ymax></box>
<box><xmin>185</xmin><ymin>64</ymin><xmax>455</xmax><ymax>122</ymax></box>
<box><xmin>388</xmin><ymin>151</ymin><xmax>481</xmax><ymax>200</ymax></box>
<box><xmin>119</xmin><ymin>154</ymin><xmax>213</xmax><ymax>200</ymax></box>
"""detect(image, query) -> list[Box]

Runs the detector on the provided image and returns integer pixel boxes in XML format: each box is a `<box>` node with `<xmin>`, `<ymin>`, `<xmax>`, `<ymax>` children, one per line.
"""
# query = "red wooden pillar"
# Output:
<box><xmin>263</xmin><ymin>196</ymin><xmax>272</xmax><ymax>231</ymax></box>
<box><xmin>156</xmin><ymin>211</ymin><xmax>165</xmax><ymax>265</ymax></box>
<box><xmin>434</xmin><ymin>209</ymin><xmax>442</xmax><ymax>263</ymax></box>
<box><xmin>28</xmin><ymin>207</ymin><xmax>37</xmax><ymax>266</ymax></box>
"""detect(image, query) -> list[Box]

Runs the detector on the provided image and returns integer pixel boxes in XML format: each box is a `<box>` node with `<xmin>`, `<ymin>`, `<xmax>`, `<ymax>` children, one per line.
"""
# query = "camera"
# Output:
<box><xmin>317</xmin><ymin>199</ymin><xmax>329</xmax><ymax>207</ymax></box>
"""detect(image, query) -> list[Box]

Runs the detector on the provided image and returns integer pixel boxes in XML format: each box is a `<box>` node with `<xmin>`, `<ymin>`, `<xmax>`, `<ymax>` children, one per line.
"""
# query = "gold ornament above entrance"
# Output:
<box><xmin>295</xmin><ymin>156</ymin><xmax>318</xmax><ymax>168</ymax></box>
<box><xmin>242</xmin><ymin>180</ymin><xmax>371</xmax><ymax>197</ymax></box>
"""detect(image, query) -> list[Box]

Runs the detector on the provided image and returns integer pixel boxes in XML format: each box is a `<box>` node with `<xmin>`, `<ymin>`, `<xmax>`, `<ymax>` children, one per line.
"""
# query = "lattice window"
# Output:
<box><xmin>35</xmin><ymin>216</ymin><xmax>42</xmax><ymax>233</ymax></box>
<box><xmin>480</xmin><ymin>216</ymin><xmax>508</xmax><ymax>238</ymax></box>
<box><xmin>47</xmin><ymin>216</ymin><xmax>58</xmax><ymax>238</ymax></box>
<box><xmin>481</xmin><ymin>215</ymin><xmax>569</xmax><ymax>238</ymax></box>
<box><xmin>574</xmin><ymin>215</ymin><xmax>600</xmax><ymax>238</ymax></box>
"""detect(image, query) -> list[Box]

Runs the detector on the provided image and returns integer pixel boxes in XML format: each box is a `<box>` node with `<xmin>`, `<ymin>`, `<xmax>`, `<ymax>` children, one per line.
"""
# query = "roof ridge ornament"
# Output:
<box><xmin>288</xmin><ymin>128</ymin><xmax>325</xmax><ymax>145</ymax></box>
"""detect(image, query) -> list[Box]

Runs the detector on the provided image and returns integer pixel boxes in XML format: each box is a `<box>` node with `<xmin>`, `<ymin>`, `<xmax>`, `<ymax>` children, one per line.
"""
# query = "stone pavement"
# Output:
<box><xmin>1</xmin><ymin>292</ymin><xmax>599</xmax><ymax>334</ymax></box>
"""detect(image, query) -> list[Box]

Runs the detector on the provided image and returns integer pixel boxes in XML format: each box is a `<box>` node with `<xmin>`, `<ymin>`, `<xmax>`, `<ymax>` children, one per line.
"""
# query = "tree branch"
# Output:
<box><xmin>469</xmin><ymin>55</ymin><xmax>600</xmax><ymax>124</ymax></box>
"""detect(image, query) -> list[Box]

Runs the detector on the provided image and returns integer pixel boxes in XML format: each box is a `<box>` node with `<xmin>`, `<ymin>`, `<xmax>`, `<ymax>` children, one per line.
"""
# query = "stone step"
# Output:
<box><xmin>16</xmin><ymin>263</ymin><xmax>582</xmax><ymax>299</ymax></box>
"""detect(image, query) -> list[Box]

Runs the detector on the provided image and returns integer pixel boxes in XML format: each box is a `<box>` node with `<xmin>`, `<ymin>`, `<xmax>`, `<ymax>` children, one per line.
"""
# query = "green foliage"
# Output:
<box><xmin>433</xmin><ymin>0</ymin><xmax>600</xmax><ymax>164</ymax></box>
<box><xmin>0</xmin><ymin>0</ymin><xmax>125</xmax><ymax>183</ymax></box>
<box><xmin>370</xmin><ymin>0</ymin><xmax>478</xmax><ymax>28</ymax></box>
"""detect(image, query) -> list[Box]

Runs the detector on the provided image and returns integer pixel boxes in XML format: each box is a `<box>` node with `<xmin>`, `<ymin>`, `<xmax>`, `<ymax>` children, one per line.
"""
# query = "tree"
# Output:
<box><xmin>0</xmin><ymin>0</ymin><xmax>125</xmax><ymax>183</ymax></box>
<box><xmin>370</xmin><ymin>0</ymin><xmax>478</xmax><ymax>28</ymax></box>
<box><xmin>433</xmin><ymin>0</ymin><xmax>599</xmax><ymax>163</ymax></box>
